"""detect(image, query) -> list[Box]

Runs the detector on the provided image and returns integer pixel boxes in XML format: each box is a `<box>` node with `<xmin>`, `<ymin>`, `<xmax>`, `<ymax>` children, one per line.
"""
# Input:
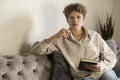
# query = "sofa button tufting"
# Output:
<box><xmin>0</xmin><ymin>54</ymin><xmax>51</xmax><ymax>80</ymax></box>
<box><xmin>23</xmin><ymin>61</ymin><xmax>27</xmax><ymax>64</ymax></box>
<box><xmin>2</xmin><ymin>74</ymin><xmax>7</xmax><ymax>78</ymax></box>
<box><xmin>33</xmin><ymin>69</ymin><xmax>36</xmax><ymax>72</ymax></box>
<box><xmin>18</xmin><ymin>72</ymin><xmax>22</xmax><ymax>75</ymax></box>
<box><xmin>7</xmin><ymin>63</ymin><xmax>11</xmax><ymax>66</ymax></box>
<box><xmin>45</xmin><ymin>67</ymin><xmax>49</xmax><ymax>71</ymax></box>
<box><xmin>36</xmin><ymin>59</ymin><xmax>38</xmax><ymax>62</ymax></box>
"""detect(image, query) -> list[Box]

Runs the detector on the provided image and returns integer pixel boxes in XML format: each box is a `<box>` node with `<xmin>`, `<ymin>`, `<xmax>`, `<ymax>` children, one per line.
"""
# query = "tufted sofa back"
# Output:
<box><xmin>0</xmin><ymin>54</ymin><xmax>51</xmax><ymax>80</ymax></box>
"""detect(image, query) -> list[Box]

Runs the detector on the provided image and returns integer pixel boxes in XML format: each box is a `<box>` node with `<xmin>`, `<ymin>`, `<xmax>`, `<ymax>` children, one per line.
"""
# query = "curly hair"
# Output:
<box><xmin>63</xmin><ymin>3</ymin><xmax>87</xmax><ymax>20</ymax></box>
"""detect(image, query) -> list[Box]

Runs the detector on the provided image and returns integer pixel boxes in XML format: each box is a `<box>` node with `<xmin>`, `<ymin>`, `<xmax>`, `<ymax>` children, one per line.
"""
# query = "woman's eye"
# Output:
<box><xmin>77</xmin><ymin>16</ymin><xmax>80</xmax><ymax>19</ymax></box>
<box><xmin>69</xmin><ymin>16</ymin><xmax>74</xmax><ymax>19</ymax></box>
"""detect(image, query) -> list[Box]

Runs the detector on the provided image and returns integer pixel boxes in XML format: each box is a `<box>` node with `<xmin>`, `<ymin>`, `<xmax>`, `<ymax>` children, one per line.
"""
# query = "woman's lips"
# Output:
<box><xmin>72</xmin><ymin>23</ymin><xmax>79</xmax><ymax>26</ymax></box>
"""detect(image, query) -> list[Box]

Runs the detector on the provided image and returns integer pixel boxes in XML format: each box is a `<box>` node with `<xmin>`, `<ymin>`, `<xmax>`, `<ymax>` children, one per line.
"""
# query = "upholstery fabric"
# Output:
<box><xmin>0</xmin><ymin>54</ymin><xmax>51</xmax><ymax>80</ymax></box>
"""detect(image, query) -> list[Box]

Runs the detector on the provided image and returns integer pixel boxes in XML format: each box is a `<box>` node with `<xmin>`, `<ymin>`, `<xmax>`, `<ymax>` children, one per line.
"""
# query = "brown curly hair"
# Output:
<box><xmin>63</xmin><ymin>3</ymin><xmax>87</xmax><ymax>20</ymax></box>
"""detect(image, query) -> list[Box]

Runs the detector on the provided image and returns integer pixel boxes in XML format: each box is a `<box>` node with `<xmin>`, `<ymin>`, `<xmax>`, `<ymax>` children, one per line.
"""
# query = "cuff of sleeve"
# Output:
<box><xmin>31</xmin><ymin>40</ymin><xmax>50</xmax><ymax>54</ymax></box>
<box><xmin>99</xmin><ymin>61</ymin><xmax>107</xmax><ymax>71</ymax></box>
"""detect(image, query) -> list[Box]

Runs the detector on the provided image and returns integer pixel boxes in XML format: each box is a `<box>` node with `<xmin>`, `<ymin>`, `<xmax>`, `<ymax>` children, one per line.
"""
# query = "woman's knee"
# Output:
<box><xmin>99</xmin><ymin>69</ymin><xmax>118</xmax><ymax>80</ymax></box>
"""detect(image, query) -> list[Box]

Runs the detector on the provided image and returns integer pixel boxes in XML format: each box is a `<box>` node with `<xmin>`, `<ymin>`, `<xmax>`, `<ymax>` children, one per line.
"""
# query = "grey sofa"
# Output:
<box><xmin>0</xmin><ymin>51</ymin><xmax>119</xmax><ymax>80</ymax></box>
<box><xmin>0</xmin><ymin>54</ymin><xmax>51</xmax><ymax>80</ymax></box>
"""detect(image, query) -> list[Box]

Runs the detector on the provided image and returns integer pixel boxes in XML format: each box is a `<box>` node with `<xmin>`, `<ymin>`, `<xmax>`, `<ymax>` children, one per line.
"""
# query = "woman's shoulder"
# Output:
<box><xmin>90</xmin><ymin>30</ymin><xmax>100</xmax><ymax>35</ymax></box>
<box><xmin>87</xmin><ymin>29</ymin><xmax>103</xmax><ymax>39</ymax></box>
<box><xmin>83</xmin><ymin>26</ymin><xmax>100</xmax><ymax>36</ymax></box>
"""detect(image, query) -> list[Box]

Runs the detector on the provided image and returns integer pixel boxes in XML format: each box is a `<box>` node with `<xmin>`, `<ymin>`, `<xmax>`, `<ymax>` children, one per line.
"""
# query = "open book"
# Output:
<box><xmin>78</xmin><ymin>58</ymin><xmax>99</xmax><ymax>71</ymax></box>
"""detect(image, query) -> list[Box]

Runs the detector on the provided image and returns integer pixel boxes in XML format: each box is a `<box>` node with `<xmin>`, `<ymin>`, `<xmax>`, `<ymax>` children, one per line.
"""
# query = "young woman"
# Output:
<box><xmin>32</xmin><ymin>3</ymin><xmax>118</xmax><ymax>80</ymax></box>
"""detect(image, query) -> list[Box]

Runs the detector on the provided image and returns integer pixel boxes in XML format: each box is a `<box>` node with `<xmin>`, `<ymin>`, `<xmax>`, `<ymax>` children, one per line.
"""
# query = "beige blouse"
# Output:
<box><xmin>32</xmin><ymin>27</ymin><xmax>117</xmax><ymax>80</ymax></box>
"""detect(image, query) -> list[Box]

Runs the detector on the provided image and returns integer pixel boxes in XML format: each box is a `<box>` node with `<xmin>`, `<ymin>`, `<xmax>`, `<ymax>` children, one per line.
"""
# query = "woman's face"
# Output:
<box><xmin>67</xmin><ymin>11</ymin><xmax>84</xmax><ymax>30</ymax></box>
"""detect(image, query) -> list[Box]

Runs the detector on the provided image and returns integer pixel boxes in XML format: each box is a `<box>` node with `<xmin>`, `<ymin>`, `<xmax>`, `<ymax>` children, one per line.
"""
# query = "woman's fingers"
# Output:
<box><xmin>84</xmin><ymin>64</ymin><xmax>101</xmax><ymax>72</ymax></box>
<box><xmin>62</xmin><ymin>28</ymin><xmax>71</xmax><ymax>38</ymax></box>
<box><xmin>55</xmin><ymin>28</ymin><xmax>72</xmax><ymax>39</ymax></box>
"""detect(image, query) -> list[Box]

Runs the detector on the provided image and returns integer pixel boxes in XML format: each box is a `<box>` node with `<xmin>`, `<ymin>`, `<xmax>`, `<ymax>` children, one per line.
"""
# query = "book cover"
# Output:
<box><xmin>78</xmin><ymin>58</ymin><xmax>99</xmax><ymax>71</ymax></box>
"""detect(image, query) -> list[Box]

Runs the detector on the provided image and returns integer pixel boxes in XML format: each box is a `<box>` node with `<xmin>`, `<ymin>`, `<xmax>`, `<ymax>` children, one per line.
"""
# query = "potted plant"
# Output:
<box><xmin>97</xmin><ymin>13</ymin><xmax>118</xmax><ymax>55</ymax></box>
<box><xmin>98</xmin><ymin>13</ymin><xmax>115</xmax><ymax>40</ymax></box>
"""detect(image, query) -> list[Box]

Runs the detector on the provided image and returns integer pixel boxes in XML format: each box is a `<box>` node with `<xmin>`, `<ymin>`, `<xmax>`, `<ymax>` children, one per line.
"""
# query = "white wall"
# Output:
<box><xmin>81</xmin><ymin>0</ymin><xmax>113</xmax><ymax>30</ymax></box>
<box><xmin>0</xmin><ymin>0</ymin><xmax>115</xmax><ymax>55</ymax></box>
<box><xmin>113</xmin><ymin>0</ymin><xmax>120</xmax><ymax>48</ymax></box>
<box><xmin>26</xmin><ymin>0</ymin><xmax>113</xmax><ymax>43</ymax></box>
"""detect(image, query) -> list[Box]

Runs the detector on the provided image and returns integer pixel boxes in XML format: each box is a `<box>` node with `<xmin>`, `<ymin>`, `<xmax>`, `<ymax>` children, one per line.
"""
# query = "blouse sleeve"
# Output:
<box><xmin>98</xmin><ymin>34</ymin><xmax>117</xmax><ymax>68</ymax></box>
<box><xmin>31</xmin><ymin>40</ymin><xmax>58</xmax><ymax>55</ymax></box>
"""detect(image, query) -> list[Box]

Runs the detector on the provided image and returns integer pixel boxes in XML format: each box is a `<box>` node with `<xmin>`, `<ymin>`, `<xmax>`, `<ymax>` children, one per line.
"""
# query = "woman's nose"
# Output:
<box><xmin>73</xmin><ymin>18</ymin><xmax>78</xmax><ymax>22</ymax></box>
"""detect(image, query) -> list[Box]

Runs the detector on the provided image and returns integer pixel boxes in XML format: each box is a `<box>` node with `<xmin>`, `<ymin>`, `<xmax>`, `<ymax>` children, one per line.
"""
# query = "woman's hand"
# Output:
<box><xmin>84</xmin><ymin>62</ymin><xmax>105</xmax><ymax>72</ymax></box>
<box><xmin>44</xmin><ymin>28</ymin><xmax>71</xmax><ymax>44</ymax></box>
<box><xmin>54</xmin><ymin>28</ymin><xmax>71</xmax><ymax>39</ymax></box>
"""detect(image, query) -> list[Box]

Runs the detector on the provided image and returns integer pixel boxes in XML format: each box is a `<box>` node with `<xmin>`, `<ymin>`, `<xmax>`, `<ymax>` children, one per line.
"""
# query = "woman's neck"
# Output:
<box><xmin>70</xmin><ymin>27</ymin><xmax>84</xmax><ymax>41</ymax></box>
<box><xmin>70</xmin><ymin>27</ymin><xmax>82</xmax><ymax>35</ymax></box>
